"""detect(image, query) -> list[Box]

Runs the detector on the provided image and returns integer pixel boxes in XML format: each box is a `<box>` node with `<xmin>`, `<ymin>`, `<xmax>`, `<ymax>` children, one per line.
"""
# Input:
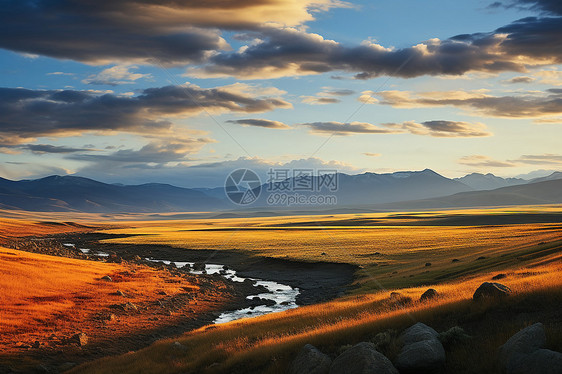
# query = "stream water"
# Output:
<box><xmin>146</xmin><ymin>258</ymin><xmax>300</xmax><ymax>324</ymax></box>
<box><xmin>64</xmin><ymin>243</ymin><xmax>301</xmax><ymax>323</ymax></box>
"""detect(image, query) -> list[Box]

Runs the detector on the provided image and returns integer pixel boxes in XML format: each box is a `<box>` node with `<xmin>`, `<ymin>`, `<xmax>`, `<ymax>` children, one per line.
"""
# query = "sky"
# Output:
<box><xmin>0</xmin><ymin>0</ymin><xmax>561</xmax><ymax>187</ymax></box>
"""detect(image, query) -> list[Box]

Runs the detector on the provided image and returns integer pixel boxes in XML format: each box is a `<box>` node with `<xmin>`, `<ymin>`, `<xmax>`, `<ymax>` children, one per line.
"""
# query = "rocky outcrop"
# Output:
<box><xmin>289</xmin><ymin>344</ymin><xmax>332</xmax><ymax>374</ymax></box>
<box><xmin>396</xmin><ymin>323</ymin><xmax>445</xmax><ymax>373</ymax></box>
<box><xmin>71</xmin><ymin>333</ymin><xmax>88</xmax><ymax>347</ymax></box>
<box><xmin>329</xmin><ymin>342</ymin><xmax>398</xmax><ymax>374</ymax></box>
<box><xmin>420</xmin><ymin>288</ymin><xmax>438</xmax><ymax>302</ymax></box>
<box><xmin>500</xmin><ymin>323</ymin><xmax>562</xmax><ymax>374</ymax></box>
<box><xmin>473</xmin><ymin>282</ymin><xmax>511</xmax><ymax>301</ymax></box>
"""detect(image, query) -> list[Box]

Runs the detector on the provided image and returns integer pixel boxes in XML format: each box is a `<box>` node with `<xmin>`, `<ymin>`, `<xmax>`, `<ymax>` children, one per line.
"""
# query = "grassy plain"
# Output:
<box><xmin>102</xmin><ymin>206</ymin><xmax>562</xmax><ymax>291</ymax></box>
<box><xmin>0</xmin><ymin>219</ymin><xmax>237</xmax><ymax>372</ymax></box>
<box><xmin>2</xmin><ymin>206</ymin><xmax>561</xmax><ymax>373</ymax></box>
<box><xmin>71</xmin><ymin>260</ymin><xmax>562</xmax><ymax>374</ymax></box>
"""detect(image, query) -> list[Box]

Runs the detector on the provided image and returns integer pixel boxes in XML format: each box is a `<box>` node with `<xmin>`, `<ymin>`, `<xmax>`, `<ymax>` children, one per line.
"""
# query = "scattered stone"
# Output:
<box><xmin>192</xmin><ymin>262</ymin><xmax>205</xmax><ymax>271</ymax></box>
<box><xmin>321</xmin><ymin>252</ymin><xmax>327</xmax><ymax>256</ymax></box>
<box><xmin>500</xmin><ymin>323</ymin><xmax>546</xmax><ymax>371</ymax></box>
<box><xmin>420</xmin><ymin>288</ymin><xmax>438</xmax><ymax>302</ymax></box>
<box><xmin>71</xmin><ymin>333</ymin><xmax>88</xmax><ymax>347</ymax></box>
<box><xmin>397</xmin><ymin>339</ymin><xmax>446</xmax><ymax>373</ymax></box>
<box><xmin>397</xmin><ymin>323</ymin><xmax>445</xmax><ymax>373</ymax></box>
<box><xmin>101</xmin><ymin>275</ymin><xmax>112</xmax><ymax>282</ymax></box>
<box><xmin>157</xmin><ymin>290</ymin><xmax>168</xmax><ymax>296</ymax></box>
<box><xmin>509</xmin><ymin>348</ymin><xmax>562</xmax><ymax>374</ymax></box>
<box><xmin>492</xmin><ymin>273</ymin><xmax>507</xmax><ymax>280</ymax></box>
<box><xmin>476</xmin><ymin>256</ymin><xmax>486</xmax><ymax>260</ymax></box>
<box><xmin>329</xmin><ymin>342</ymin><xmax>398</xmax><ymax>374</ymax></box>
<box><xmin>289</xmin><ymin>344</ymin><xmax>332</xmax><ymax>374</ymax></box>
<box><xmin>473</xmin><ymin>282</ymin><xmax>511</xmax><ymax>301</ymax></box>
<box><xmin>400</xmin><ymin>323</ymin><xmax>439</xmax><ymax>346</ymax></box>
<box><xmin>32</xmin><ymin>340</ymin><xmax>41</xmax><ymax>349</ymax></box>
<box><xmin>389</xmin><ymin>291</ymin><xmax>402</xmax><ymax>299</ymax></box>
<box><xmin>425</xmin><ymin>262</ymin><xmax>432</xmax><ymax>267</ymax></box>
<box><xmin>115</xmin><ymin>290</ymin><xmax>126</xmax><ymax>297</ymax></box>
<box><xmin>123</xmin><ymin>302</ymin><xmax>138</xmax><ymax>312</ymax></box>
<box><xmin>105</xmin><ymin>313</ymin><xmax>116</xmax><ymax>322</ymax></box>
<box><xmin>451</xmin><ymin>258</ymin><xmax>460</xmax><ymax>262</ymax></box>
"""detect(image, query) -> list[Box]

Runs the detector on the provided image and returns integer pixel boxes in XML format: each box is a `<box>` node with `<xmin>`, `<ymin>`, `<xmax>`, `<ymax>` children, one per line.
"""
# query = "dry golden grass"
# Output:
<box><xmin>0</xmin><ymin>217</ymin><xmax>94</xmax><ymax>244</ymax></box>
<box><xmin>0</xmin><ymin>246</ymin><xmax>236</xmax><ymax>364</ymax></box>
<box><xmin>100</xmin><ymin>207</ymin><xmax>562</xmax><ymax>291</ymax></box>
<box><xmin>71</xmin><ymin>259</ymin><xmax>562</xmax><ymax>374</ymax></box>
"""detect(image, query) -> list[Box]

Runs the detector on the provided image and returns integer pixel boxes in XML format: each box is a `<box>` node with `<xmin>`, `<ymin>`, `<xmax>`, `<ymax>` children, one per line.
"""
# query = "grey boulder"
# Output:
<box><xmin>289</xmin><ymin>344</ymin><xmax>332</xmax><ymax>374</ymax></box>
<box><xmin>396</xmin><ymin>339</ymin><xmax>446</xmax><ymax>373</ymax></box>
<box><xmin>329</xmin><ymin>342</ymin><xmax>398</xmax><ymax>374</ymax></box>
<box><xmin>500</xmin><ymin>323</ymin><xmax>562</xmax><ymax>374</ymax></box>
<box><xmin>499</xmin><ymin>322</ymin><xmax>546</xmax><ymax>368</ymax></box>
<box><xmin>508</xmin><ymin>349</ymin><xmax>562</xmax><ymax>374</ymax></box>
<box><xmin>400</xmin><ymin>322</ymin><xmax>439</xmax><ymax>346</ymax></box>
<box><xmin>473</xmin><ymin>282</ymin><xmax>511</xmax><ymax>301</ymax></box>
<box><xmin>396</xmin><ymin>323</ymin><xmax>445</xmax><ymax>373</ymax></box>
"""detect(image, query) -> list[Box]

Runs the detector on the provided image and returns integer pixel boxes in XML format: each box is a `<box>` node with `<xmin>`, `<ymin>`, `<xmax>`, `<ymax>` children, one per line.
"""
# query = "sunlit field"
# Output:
<box><xmin>102</xmin><ymin>206</ymin><xmax>562</xmax><ymax>291</ymax></box>
<box><xmin>71</xmin><ymin>260</ymin><xmax>562</xmax><ymax>374</ymax></box>
<box><xmin>2</xmin><ymin>206</ymin><xmax>561</xmax><ymax>373</ymax></box>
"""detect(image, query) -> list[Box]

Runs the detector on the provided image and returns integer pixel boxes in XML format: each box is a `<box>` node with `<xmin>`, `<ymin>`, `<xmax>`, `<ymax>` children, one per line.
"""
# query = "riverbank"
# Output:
<box><xmin>0</xmin><ymin>239</ymin><xmax>262</xmax><ymax>373</ymax></box>
<box><xmin>47</xmin><ymin>232</ymin><xmax>359</xmax><ymax>306</ymax></box>
<box><xmin>1</xmin><ymin>229</ymin><xmax>358</xmax><ymax>373</ymax></box>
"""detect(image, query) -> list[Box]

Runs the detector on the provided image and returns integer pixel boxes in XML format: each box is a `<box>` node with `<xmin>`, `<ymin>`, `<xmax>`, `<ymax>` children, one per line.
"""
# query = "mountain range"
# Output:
<box><xmin>0</xmin><ymin>170</ymin><xmax>560</xmax><ymax>213</ymax></box>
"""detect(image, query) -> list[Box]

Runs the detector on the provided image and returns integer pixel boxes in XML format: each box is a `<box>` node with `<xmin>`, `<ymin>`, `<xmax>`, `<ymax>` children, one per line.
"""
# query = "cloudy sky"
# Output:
<box><xmin>0</xmin><ymin>0</ymin><xmax>561</xmax><ymax>187</ymax></box>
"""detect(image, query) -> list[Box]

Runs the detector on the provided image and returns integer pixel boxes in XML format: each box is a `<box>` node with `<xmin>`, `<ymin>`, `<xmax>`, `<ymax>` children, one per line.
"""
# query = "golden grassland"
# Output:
<box><xmin>100</xmin><ymin>207</ymin><xmax>562</xmax><ymax>291</ymax></box>
<box><xmin>71</xmin><ymin>259</ymin><xmax>562</xmax><ymax>374</ymax></box>
<box><xmin>2</xmin><ymin>206</ymin><xmax>561</xmax><ymax>373</ymax></box>
<box><xmin>0</xmin><ymin>217</ymin><xmax>94</xmax><ymax>243</ymax></box>
<box><xmin>0</xmin><ymin>246</ymin><xmax>236</xmax><ymax>369</ymax></box>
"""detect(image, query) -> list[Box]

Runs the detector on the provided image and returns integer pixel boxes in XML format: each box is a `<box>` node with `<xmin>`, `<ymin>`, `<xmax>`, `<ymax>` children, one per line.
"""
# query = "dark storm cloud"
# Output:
<box><xmin>0</xmin><ymin>1</ymin><xmax>227</xmax><ymax>65</ymax></box>
<box><xmin>0</xmin><ymin>0</ymin><xmax>344</xmax><ymax>65</ymax></box>
<box><xmin>0</xmin><ymin>85</ymin><xmax>291</xmax><ymax>145</ymax></box>
<box><xmin>192</xmin><ymin>9</ymin><xmax>561</xmax><ymax>79</ymax></box>
<box><xmin>226</xmin><ymin>119</ymin><xmax>291</xmax><ymax>129</ymax></box>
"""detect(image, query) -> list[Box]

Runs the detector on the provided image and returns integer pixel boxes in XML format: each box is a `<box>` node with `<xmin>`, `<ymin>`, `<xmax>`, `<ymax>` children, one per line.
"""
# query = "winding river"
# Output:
<box><xmin>146</xmin><ymin>258</ymin><xmax>300</xmax><ymax>324</ymax></box>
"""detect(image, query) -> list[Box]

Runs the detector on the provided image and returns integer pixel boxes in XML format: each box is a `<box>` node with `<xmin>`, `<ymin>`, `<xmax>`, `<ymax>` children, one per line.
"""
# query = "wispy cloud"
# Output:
<box><xmin>301</xmin><ymin>120</ymin><xmax>492</xmax><ymax>137</ymax></box>
<box><xmin>372</xmin><ymin>89</ymin><xmax>562</xmax><ymax>119</ymax></box>
<box><xmin>82</xmin><ymin>65</ymin><xmax>151</xmax><ymax>86</ymax></box>
<box><xmin>383</xmin><ymin>120</ymin><xmax>492</xmax><ymax>137</ymax></box>
<box><xmin>300</xmin><ymin>121</ymin><xmax>400</xmax><ymax>135</ymax></box>
<box><xmin>458</xmin><ymin>155</ymin><xmax>517</xmax><ymax>168</ymax></box>
<box><xmin>226</xmin><ymin>119</ymin><xmax>291</xmax><ymax>129</ymax></box>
